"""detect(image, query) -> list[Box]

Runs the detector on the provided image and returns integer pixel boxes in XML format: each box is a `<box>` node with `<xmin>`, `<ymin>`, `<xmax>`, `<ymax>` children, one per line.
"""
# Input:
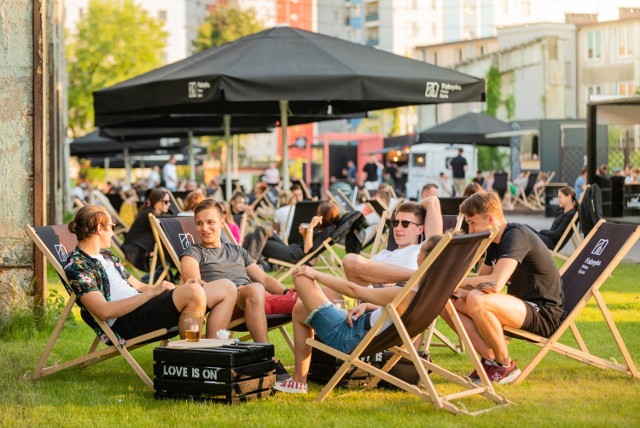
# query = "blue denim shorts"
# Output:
<box><xmin>306</xmin><ymin>302</ymin><xmax>369</xmax><ymax>354</ymax></box>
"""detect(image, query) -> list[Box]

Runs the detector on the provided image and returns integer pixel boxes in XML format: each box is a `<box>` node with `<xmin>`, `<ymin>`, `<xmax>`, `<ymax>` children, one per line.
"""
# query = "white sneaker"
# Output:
<box><xmin>273</xmin><ymin>377</ymin><xmax>308</xmax><ymax>394</ymax></box>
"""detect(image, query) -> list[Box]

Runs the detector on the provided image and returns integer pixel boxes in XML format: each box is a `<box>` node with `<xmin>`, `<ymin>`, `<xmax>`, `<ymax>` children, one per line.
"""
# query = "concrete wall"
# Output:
<box><xmin>0</xmin><ymin>1</ymin><xmax>35</xmax><ymax>318</ymax></box>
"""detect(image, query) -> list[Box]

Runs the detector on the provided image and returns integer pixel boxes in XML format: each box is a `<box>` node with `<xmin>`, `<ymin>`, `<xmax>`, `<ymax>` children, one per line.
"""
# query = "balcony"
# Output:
<box><xmin>365</xmin><ymin>37</ymin><xmax>379</xmax><ymax>46</ymax></box>
<box><xmin>365</xmin><ymin>11</ymin><xmax>379</xmax><ymax>21</ymax></box>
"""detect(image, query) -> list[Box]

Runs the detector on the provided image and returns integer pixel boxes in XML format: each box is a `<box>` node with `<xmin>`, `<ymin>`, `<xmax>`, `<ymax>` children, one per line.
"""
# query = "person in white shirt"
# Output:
<box><xmin>162</xmin><ymin>156</ymin><xmax>178</xmax><ymax>191</ymax></box>
<box><xmin>263</xmin><ymin>162</ymin><xmax>281</xmax><ymax>186</ymax></box>
<box><xmin>147</xmin><ymin>165</ymin><xmax>161</xmax><ymax>189</ymax></box>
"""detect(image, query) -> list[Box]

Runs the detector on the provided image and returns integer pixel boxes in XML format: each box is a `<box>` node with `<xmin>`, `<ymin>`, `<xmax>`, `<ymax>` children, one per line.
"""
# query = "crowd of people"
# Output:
<box><xmin>66</xmin><ymin>156</ymin><xmax>628</xmax><ymax>395</ymax></box>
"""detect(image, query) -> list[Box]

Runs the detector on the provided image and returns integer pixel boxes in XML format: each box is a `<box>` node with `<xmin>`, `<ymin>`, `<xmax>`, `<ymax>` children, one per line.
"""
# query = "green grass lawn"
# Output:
<box><xmin>1</xmin><ymin>264</ymin><xmax>640</xmax><ymax>427</ymax></box>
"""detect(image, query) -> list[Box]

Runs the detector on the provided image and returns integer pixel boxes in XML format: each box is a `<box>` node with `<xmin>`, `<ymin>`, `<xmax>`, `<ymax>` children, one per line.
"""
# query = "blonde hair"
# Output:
<box><xmin>459</xmin><ymin>191</ymin><xmax>503</xmax><ymax>218</ymax></box>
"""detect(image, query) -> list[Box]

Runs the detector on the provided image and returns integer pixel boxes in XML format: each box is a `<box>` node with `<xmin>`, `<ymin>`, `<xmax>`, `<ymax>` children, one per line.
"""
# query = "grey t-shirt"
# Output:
<box><xmin>181</xmin><ymin>243</ymin><xmax>255</xmax><ymax>286</ymax></box>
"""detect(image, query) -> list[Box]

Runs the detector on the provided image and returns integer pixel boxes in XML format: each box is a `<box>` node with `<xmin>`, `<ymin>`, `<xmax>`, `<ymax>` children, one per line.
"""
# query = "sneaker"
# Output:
<box><xmin>486</xmin><ymin>360</ymin><xmax>522</xmax><ymax>385</ymax></box>
<box><xmin>274</xmin><ymin>360</ymin><xmax>289</xmax><ymax>382</ymax></box>
<box><xmin>273</xmin><ymin>377</ymin><xmax>308</xmax><ymax>394</ymax></box>
<box><xmin>467</xmin><ymin>357</ymin><xmax>493</xmax><ymax>384</ymax></box>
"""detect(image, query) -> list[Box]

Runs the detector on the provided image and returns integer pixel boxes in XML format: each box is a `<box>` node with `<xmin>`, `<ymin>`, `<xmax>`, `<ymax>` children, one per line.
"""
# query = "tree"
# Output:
<box><xmin>192</xmin><ymin>5</ymin><xmax>265</xmax><ymax>53</ymax></box>
<box><xmin>66</xmin><ymin>0</ymin><xmax>167</xmax><ymax>137</ymax></box>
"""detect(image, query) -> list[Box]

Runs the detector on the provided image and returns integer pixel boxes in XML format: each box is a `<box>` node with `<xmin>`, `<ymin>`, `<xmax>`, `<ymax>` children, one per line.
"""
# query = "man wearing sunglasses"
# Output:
<box><xmin>342</xmin><ymin>196</ymin><xmax>443</xmax><ymax>287</ymax></box>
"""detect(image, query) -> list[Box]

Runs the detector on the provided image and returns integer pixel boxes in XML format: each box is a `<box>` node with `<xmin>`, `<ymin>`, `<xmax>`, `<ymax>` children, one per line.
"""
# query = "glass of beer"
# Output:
<box><xmin>181</xmin><ymin>311</ymin><xmax>203</xmax><ymax>342</ymax></box>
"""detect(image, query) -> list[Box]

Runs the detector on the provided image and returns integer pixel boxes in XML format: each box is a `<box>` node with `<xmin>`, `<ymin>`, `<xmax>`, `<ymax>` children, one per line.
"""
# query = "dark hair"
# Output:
<box><xmin>231</xmin><ymin>191</ymin><xmax>245</xmax><ymax>202</ymax></box>
<box><xmin>459</xmin><ymin>191</ymin><xmax>502</xmax><ymax>217</ymax></box>
<box><xmin>68</xmin><ymin>205</ymin><xmax>110</xmax><ymax>241</ymax></box>
<box><xmin>559</xmin><ymin>186</ymin><xmax>578</xmax><ymax>209</ymax></box>
<box><xmin>290</xmin><ymin>183</ymin><xmax>303</xmax><ymax>192</ymax></box>
<box><xmin>147</xmin><ymin>188</ymin><xmax>169</xmax><ymax>208</ymax></box>
<box><xmin>422</xmin><ymin>183</ymin><xmax>439</xmax><ymax>191</ymax></box>
<box><xmin>194</xmin><ymin>198</ymin><xmax>225</xmax><ymax>217</ymax></box>
<box><xmin>317</xmin><ymin>201</ymin><xmax>341</xmax><ymax>229</ymax></box>
<box><xmin>396</xmin><ymin>201</ymin><xmax>426</xmax><ymax>224</ymax></box>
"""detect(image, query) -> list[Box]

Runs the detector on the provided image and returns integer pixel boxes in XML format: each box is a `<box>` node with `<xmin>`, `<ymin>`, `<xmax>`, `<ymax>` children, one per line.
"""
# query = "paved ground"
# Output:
<box><xmin>505</xmin><ymin>212</ymin><xmax>640</xmax><ymax>263</ymax></box>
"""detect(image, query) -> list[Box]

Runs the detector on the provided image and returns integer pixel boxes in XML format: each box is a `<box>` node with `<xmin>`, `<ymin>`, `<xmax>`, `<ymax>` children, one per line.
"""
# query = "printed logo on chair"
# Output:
<box><xmin>591</xmin><ymin>239</ymin><xmax>608</xmax><ymax>256</ymax></box>
<box><xmin>55</xmin><ymin>244</ymin><xmax>68</xmax><ymax>262</ymax></box>
<box><xmin>179</xmin><ymin>233</ymin><xmax>195</xmax><ymax>250</ymax></box>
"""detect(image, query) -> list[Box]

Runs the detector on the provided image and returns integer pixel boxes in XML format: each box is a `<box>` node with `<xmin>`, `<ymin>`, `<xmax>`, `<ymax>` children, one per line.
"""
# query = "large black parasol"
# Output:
<box><xmin>94</xmin><ymin>26</ymin><xmax>485</xmax><ymax>187</ymax></box>
<box><xmin>418</xmin><ymin>112</ymin><xmax>510</xmax><ymax>146</ymax></box>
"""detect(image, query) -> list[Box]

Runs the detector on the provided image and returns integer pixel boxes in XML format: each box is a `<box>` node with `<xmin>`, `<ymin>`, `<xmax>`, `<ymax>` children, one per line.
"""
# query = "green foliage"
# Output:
<box><xmin>66</xmin><ymin>0</ymin><xmax>167</xmax><ymax>137</ymax></box>
<box><xmin>485</xmin><ymin>65</ymin><xmax>501</xmax><ymax>118</ymax></box>
<box><xmin>192</xmin><ymin>5</ymin><xmax>265</xmax><ymax>53</ymax></box>
<box><xmin>478</xmin><ymin>146</ymin><xmax>510</xmax><ymax>172</ymax></box>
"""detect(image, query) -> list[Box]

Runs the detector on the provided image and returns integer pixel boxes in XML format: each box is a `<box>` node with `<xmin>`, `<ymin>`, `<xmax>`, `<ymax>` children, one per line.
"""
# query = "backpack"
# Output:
<box><xmin>331</xmin><ymin>211</ymin><xmax>368</xmax><ymax>254</ymax></box>
<box><xmin>579</xmin><ymin>184</ymin><xmax>603</xmax><ymax>236</ymax></box>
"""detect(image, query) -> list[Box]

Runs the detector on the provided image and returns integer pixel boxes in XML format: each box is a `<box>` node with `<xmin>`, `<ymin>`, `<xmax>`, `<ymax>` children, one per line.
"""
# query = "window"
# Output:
<box><xmin>432</xmin><ymin>51</ymin><xmax>438</xmax><ymax>65</ymax></box>
<box><xmin>587</xmin><ymin>85</ymin><xmax>602</xmax><ymax>99</ymax></box>
<box><xmin>618</xmin><ymin>82</ymin><xmax>636</xmax><ymax>96</ymax></box>
<box><xmin>158</xmin><ymin>10</ymin><xmax>167</xmax><ymax>21</ymax></box>
<box><xmin>617</xmin><ymin>26</ymin><xmax>632</xmax><ymax>57</ymax></box>
<box><xmin>412</xmin><ymin>153</ymin><xmax>426</xmax><ymax>168</ymax></box>
<box><xmin>478</xmin><ymin>45</ymin><xmax>485</xmax><ymax>56</ymax></box>
<box><xmin>586</xmin><ymin>30</ymin><xmax>602</xmax><ymax>60</ymax></box>
<box><xmin>457</xmin><ymin>48</ymin><xmax>464</xmax><ymax>62</ymax></box>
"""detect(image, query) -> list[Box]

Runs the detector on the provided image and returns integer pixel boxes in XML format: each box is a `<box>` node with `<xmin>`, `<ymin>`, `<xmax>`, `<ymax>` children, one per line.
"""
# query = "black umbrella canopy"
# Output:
<box><xmin>418</xmin><ymin>112</ymin><xmax>510</xmax><ymax>146</ymax></box>
<box><xmin>94</xmin><ymin>26</ymin><xmax>485</xmax><ymax>121</ymax></box>
<box><xmin>70</xmin><ymin>130</ymin><xmax>191</xmax><ymax>156</ymax></box>
<box><xmin>88</xmin><ymin>154</ymin><xmax>203</xmax><ymax>169</ymax></box>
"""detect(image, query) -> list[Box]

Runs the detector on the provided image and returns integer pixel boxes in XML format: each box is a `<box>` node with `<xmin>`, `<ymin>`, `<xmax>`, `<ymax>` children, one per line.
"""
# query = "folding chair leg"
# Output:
<box><xmin>33</xmin><ymin>296</ymin><xmax>76</xmax><ymax>380</ymax></box>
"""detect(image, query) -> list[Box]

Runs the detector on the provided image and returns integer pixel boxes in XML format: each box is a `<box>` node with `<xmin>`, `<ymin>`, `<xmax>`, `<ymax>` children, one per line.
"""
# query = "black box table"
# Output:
<box><xmin>308</xmin><ymin>347</ymin><xmax>386</xmax><ymax>387</ymax></box>
<box><xmin>154</xmin><ymin>342</ymin><xmax>276</xmax><ymax>403</ymax></box>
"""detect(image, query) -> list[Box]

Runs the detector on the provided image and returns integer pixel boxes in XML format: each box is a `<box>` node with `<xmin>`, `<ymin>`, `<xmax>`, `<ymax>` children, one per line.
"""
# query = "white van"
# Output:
<box><xmin>405</xmin><ymin>143</ymin><xmax>477</xmax><ymax>199</ymax></box>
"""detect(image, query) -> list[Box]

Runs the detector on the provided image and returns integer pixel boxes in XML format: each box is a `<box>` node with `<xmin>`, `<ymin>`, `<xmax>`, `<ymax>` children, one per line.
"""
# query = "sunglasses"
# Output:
<box><xmin>161</xmin><ymin>199</ymin><xmax>171</xmax><ymax>205</ymax></box>
<box><xmin>104</xmin><ymin>223</ymin><xmax>116</xmax><ymax>232</ymax></box>
<box><xmin>389</xmin><ymin>219</ymin><xmax>421</xmax><ymax>229</ymax></box>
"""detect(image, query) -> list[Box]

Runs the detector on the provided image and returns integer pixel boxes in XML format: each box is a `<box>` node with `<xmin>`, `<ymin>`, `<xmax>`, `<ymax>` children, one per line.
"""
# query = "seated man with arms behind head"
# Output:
<box><xmin>447</xmin><ymin>191</ymin><xmax>564</xmax><ymax>385</ymax></box>
<box><xmin>180</xmin><ymin>199</ymin><xmax>291</xmax><ymax>344</ymax></box>
<box><xmin>341</xmin><ymin>197</ymin><xmax>443</xmax><ymax>288</ymax></box>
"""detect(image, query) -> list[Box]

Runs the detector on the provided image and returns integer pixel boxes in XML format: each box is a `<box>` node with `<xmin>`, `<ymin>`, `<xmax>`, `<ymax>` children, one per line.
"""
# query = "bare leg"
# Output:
<box><xmin>343</xmin><ymin>253</ymin><xmax>414</xmax><ymax>286</ymax></box>
<box><xmin>291</xmin><ymin>300</ymin><xmax>313</xmax><ymax>383</ymax></box>
<box><xmin>172</xmin><ymin>281</ymin><xmax>207</xmax><ymax>338</ymax></box>
<box><xmin>202</xmin><ymin>279</ymin><xmax>238</xmax><ymax>338</ymax></box>
<box><xmin>236</xmin><ymin>283</ymin><xmax>268</xmax><ymax>343</ymax></box>
<box><xmin>440</xmin><ymin>300</ymin><xmax>494</xmax><ymax>360</ymax></box>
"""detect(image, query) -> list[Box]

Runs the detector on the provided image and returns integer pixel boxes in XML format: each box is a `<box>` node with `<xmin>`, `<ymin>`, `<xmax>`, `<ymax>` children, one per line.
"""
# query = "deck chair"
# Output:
<box><xmin>308</xmin><ymin>229</ymin><xmax>511</xmax><ymax>415</ymax></box>
<box><xmin>283</xmin><ymin>201</ymin><xmax>321</xmax><ymax>246</ymax></box>
<box><xmin>148</xmin><ymin>215</ymin><xmax>294</xmax><ymax>351</ymax></box>
<box><xmin>514</xmin><ymin>172</ymin><xmax>543</xmax><ymax>210</ymax></box>
<box><xmin>504</xmin><ymin>219</ymin><xmax>640</xmax><ymax>385</ymax></box>
<box><xmin>492</xmin><ymin>172</ymin><xmax>513</xmax><ymax>210</ymax></box>
<box><xmin>529</xmin><ymin>171</ymin><xmax>555</xmax><ymax>208</ymax></box>
<box><xmin>549</xmin><ymin>192</ymin><xmax>584</xmax><ymax>262</ymax></box>
<box><xmin>25</xmin><ymin>224</ymin><xmax>177</xmax><ymax>388</ymax></box>
<box><xmin>326</xmin><ymin>189</ymin><xmax>355</xmax><ymax>214</ymax></box>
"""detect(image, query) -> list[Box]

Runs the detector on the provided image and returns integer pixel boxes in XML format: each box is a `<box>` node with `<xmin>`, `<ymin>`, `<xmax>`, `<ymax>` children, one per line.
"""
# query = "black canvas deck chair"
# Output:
<box><xmin>326</xmin><ymin>189</ymin><xmax>355</xmax><ymax>214</ymax></box>
<box><xmin>491</xmin><ymin>172</ymin><xmax>513</xmax><ymax>210</ymax></box>
<box><xmin>25</xmin><ymin>224</ymin><xmax>176</xmax><ymax>388</ymax></box>
<box><xmin>282</xmin><ymin>200</ymin><xmax>321</xmax><ymax>246</ymax></box>
<box><xmin>308</xmin><ymin>229</ymin><xmax>511</xmax><ymax>415</ymax></box>
<box><xmin>148</xmin><ymin>215</ymin><xmax>294</xmax><ymax>350</ymax></box>
<box><xmin>90</xmin><ymin>190</ymin><xmax>131</xmax><ymax>234</ymax></box>
<box><xmin>504</xmin><ymin>219</ymin><xmax>640</xmax><ymax>384</ymax></box>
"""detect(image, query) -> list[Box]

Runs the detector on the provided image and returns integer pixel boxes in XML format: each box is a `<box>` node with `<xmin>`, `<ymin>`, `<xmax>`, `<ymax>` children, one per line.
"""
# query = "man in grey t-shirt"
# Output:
<box><xmin>181</xmin><ymin>200</ymin><xmax>290</xmax><ymax>343</ymax></box>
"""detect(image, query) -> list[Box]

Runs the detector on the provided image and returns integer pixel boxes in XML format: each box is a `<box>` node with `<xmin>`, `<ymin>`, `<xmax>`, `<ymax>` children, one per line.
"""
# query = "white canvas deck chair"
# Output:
<box><xmin>25</xmin><ymin>224</ymin><xmax>176</xmax><ymax>388</ymax></box>
<box><xmin>308</xmin><ymin>229</ymin><xmax>511</xmax><ymax>415</ymax></box>
<box><xmin>148</xmin><ymin>214</ymin><xmax>294</xmax><ymax>351</ymax></box>
<box><xmin>505</xmin><ymin>219</ymin><xmax>640</xmax><ymax>384</ymax></box>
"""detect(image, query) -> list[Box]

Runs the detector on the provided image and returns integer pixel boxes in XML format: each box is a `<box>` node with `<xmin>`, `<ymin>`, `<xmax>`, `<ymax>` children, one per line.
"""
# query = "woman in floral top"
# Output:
<box><xmin>64</xmin><ymin>205</ymin><xmax>237</xmax><ymax>341</ymax></box>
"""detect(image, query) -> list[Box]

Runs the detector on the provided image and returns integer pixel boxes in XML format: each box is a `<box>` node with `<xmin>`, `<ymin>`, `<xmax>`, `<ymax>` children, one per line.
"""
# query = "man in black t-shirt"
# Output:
<box><xmin>449</xmin><ymin>148</ymin><xmax>468</xmax><ymax>196</ymax></box>
<box><xmin>363</xmin><ymin>155</ymin><xmax>383</xmax><ymax>191</ymax></box>
<box><xmin>445</xmin><ymin>191</ymin><xmax>564</xmax><ymax>385</ymax></box>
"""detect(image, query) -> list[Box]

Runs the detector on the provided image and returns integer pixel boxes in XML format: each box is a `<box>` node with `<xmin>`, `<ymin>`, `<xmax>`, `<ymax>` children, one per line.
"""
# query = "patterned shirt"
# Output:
<box><xmin>64</xmin><ymin>247</ymin><xmax>131</xmax><ymax>344</ymax></box>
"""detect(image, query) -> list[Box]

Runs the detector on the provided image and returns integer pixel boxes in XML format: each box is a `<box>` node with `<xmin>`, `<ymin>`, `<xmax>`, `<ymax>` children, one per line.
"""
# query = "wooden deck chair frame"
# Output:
<box><xmin>308</xmin><ymin>229</ymin><xmax>512</xmax><ymax>415</ymax></box>
<box><xmin>166</xmin><ymin>190</ymin><xmax>183</xmax><ymax>212</ymax></box>
<box><xmin>148</xmin><ymin>215</ymin><xmax>294</xmax><ymax>351</ymax></box>
<box><xmin>90</xmin><ymin>190</ymin><xmax>131</xmax><ymax>234</ymax></box>
<box><xmin>504</xmin><ymin>219</ymin><xmax>640</xmax><ymax>385</ymax></box>
<box><xmin>550</xmin><ymin>188</ymin><xmax>585</xmax><ymax>261</ymax></box>
<box><xmin>268</xmin><ymin>237</ymin><xmax>343</xmax><ymax>281</ymax></box>
<box><xmin>529</xmin><ymin>171</ymin><xmax>555</xmax><ymax>208</ymax></box>
<box><xmin>291</xmin><ymin>178</ymin><xmax>313</xmax><ymax>200</ymax></box>
<box><xmin>326</xmin><ymin>190</ymin><xmax>349</xmax><ymax>215</ymax></box>
<box><xmin>25</xmin><ymin>224</ymin><xmax>175</xmax><ymax>389</ymax></box>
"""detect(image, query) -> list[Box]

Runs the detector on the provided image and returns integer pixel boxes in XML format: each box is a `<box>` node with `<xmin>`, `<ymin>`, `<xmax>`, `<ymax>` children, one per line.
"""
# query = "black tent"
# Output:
<box><xmin>94</xmin><ymin>26</ymin><xmax>485</xmax><ymax>189</ymax></box>
<box><xmin>418</xmin><ymin>112</ymin><xmax>510</xmax><ymax>146</ymax></box>
<box><xmin>69</xmin><ymin>130</ymin><xmax>191</xmax><ymax>157</ymax></box>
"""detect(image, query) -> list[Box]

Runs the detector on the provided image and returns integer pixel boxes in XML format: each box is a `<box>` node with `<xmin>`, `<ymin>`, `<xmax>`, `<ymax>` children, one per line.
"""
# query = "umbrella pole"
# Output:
<box><xmin>280</xmin><ymin>100</ymin><xmax>289</xmax><ymax>189</ymax></box>
<box><xmin>104</xmin><ymin>157</ymin><xmax>110</xmax><ymax>182</ymax></box>
<box><xmin>188</xmin><ymin>131</ymin><xmax>195</xmax><ymax>182</ymax></box>
<box><xmin>233</xmin><ymin>134</ymin><xmax>239</xmax><ymax>180</ymax></box>
<box><xmin>124</xmin><ymin>147</ymin><xmax>131</xmax><ymax>189</ymax></box>
<box><xmin>224</xmin><ymin>114</ymin><xmax>232</xmax><ymax>200</ymax></box>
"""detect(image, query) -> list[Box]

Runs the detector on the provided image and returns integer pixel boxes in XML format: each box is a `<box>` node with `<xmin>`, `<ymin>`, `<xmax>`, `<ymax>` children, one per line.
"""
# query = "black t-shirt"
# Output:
<box><xmin>484</xmin><ymin>223</ymin><xmax>564</xmax><ymax>320</ymax></box>
<box><xmin>363</xmin><ymin>163</ymin><xmax>378</xmax><ymax>182</ymax></box>
<box><xmin>449</xmin><ymin>155</ymin><xmax>468</xmax><ymax>179</ymax></box>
